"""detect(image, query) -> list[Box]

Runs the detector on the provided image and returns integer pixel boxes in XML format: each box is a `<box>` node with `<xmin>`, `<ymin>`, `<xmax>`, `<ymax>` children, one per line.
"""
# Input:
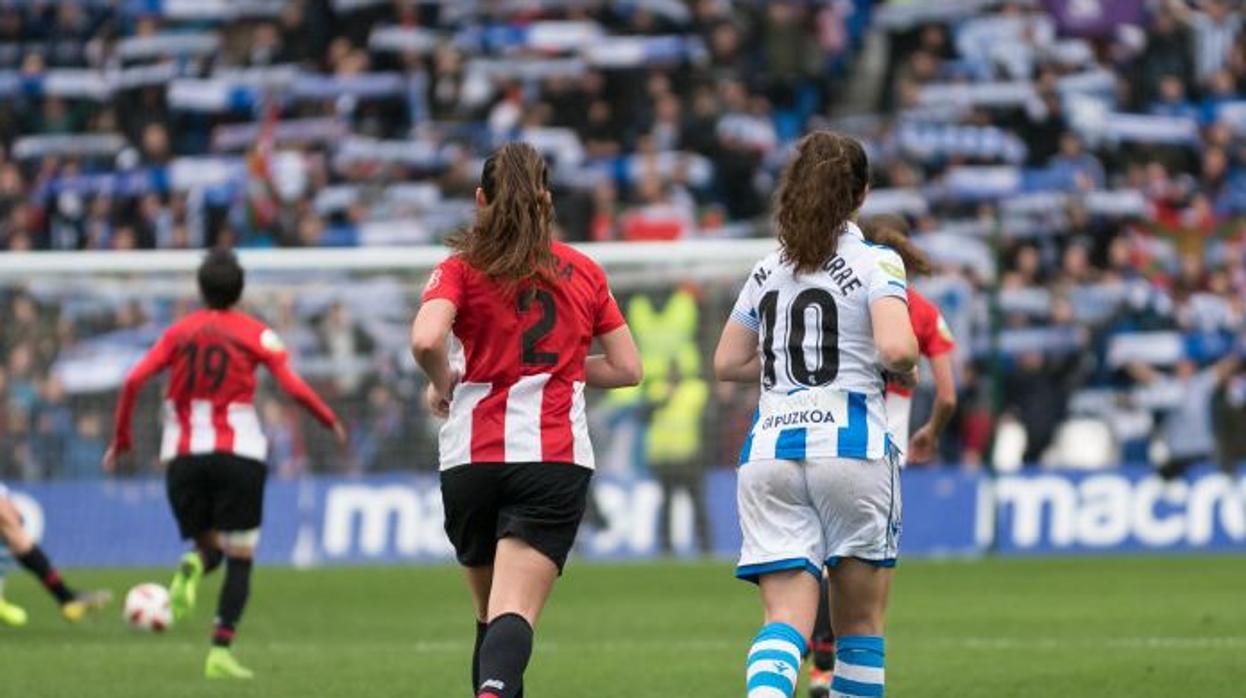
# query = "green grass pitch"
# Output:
<box><xmin>3</xmin><ymin>556</ymin><xmax>1244</xmax><ymax>697</ymax></box>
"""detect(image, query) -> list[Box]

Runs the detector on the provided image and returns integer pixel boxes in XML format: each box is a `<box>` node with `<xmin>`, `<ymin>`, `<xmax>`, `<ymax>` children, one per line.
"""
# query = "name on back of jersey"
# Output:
<box><xmin>752</xmin><ymin>253</ymin><xmax>866</xmax><ymax>298</ymax></box>
<box><xmin>755</xmin><ymin>389</ymin><xmax>849</xmax><ymax>435</ymax></box>
<box><xmin>821</xmin><ymin>254</ymin><xmax>864</xmax><ymax>296</ymax></box>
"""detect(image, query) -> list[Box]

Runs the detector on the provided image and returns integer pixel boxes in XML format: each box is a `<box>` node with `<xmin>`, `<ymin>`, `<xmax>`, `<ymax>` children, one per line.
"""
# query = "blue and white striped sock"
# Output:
<box><xmin>745</xmin><ymin>622</ymin><xmax>806</xmax><ymax>698</ymax></box>
<box><xmin>831</xmin><ymin>635</ymin><xmax>885</xmax><ymax>697</ymax></box>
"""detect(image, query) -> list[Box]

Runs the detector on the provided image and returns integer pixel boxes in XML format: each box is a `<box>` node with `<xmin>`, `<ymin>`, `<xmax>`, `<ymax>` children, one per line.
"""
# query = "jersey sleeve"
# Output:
<box><xmin>254</xmin><ymin>325</ymin><xmax>339</xmax><ymax>428</ymax></box>
<box><xmin>924</xmin><ymin>310</ymin><xmax>956</xmax><ymax>357</ymax></box>
<box><xmin>421</xmin><ymin>256</ymin><xmax>466</xmax><ymax>307</ymax></box>
<box><xmin>909</xmin><ymin>291</ymin><xmax>956</xmax><ymax>358</ymax></box>
<box><xmin>729</xmin><ymin>261</ymin><xmax>766</xmax><ymax>333</ymax></box>
<box><xmin>593</xmin><ymin>265</ymin><xmax>627</xmax><ymax>336</ymax></box>
<box><xmin>866</xmin><ymin>247</ymin><xmax>909</xmax><ymax>306</ymax></box>
<box><xmin>113</xmin><ymin>329</ymin><xmax>177</xmax><ymax>451</ymax></box>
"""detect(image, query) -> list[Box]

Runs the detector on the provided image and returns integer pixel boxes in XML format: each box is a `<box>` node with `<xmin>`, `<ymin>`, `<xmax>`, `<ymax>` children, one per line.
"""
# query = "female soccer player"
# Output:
<box><xmin>806</xmin><ymin>215</ymin><xmax>958</xmax><ymax>696</ymax></box>
<box><xmin>0</xmin><ymin>483</ymin><xmax>111</xmax><ymax>625</ymax></box>
<box><xmin>863</xmin><ymin>215</ymin><xmax>958</xmax><ymax>465</ymax></box>
<box><xmin>411</xmin><ymin>142</ymin><xmax>641</xmax><ymax>698</ymax></box>
<box><xmin>105</xmin><ymin>249</ymin><xmax>346</xmax><ymax>679</ymax></box>
<box><xmin>714</xmin><ymin>131</ymin><xmax>918</xmax><ymax>698</ymax></box>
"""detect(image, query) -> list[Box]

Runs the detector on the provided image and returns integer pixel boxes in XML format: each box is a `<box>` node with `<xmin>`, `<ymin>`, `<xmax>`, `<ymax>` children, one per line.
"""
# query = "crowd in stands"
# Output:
<box><xmin>0</xmin><ymin>0</ymin><xmax>1245</xmax><ymax>479</ymax></box>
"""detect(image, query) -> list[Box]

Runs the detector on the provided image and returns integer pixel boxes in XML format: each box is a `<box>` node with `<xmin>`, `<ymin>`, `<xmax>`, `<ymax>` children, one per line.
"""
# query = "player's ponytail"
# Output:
<box><xmin>773</xmin><ymin>131</ymin><xmax>870</xmax><ymax>275</ymax></box>
<box><xmin>449</xmin><ymin>142</ymin><xmax>557</xmax><ymax>288</ymax></box>
<box><xmin>861</xmin><ymin>214</ymin><xmax>932</xmax><ymax>276</ymax></box>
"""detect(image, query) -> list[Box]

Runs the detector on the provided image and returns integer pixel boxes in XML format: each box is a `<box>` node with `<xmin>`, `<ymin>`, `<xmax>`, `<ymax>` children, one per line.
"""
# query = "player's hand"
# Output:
<box><xmin>426</xmin><ymin>382</ymin><xmax>451</xmax><ymax>419</ymax></box>
<box><xmin>908</xmin><ymin>425</ymin><xmax>938</xmax><ymax>464</ymax></box>
<box><xmin>888</xmin><ymin>366</ymin><xmax>919</xmax><ymax>390</ymax></box>
<box><xmin>332</xmin><ymin>420</ymin><xmax>349</xmax><ymax>450</ymax></box>
<box><xmin>101</xmin><ymin>444</ymin><xmax>127</xmax><ymax>474</ymax></box>
<box><xmin>426</xmin><ymin>370</ymin><xmax>461</xmax><ymax>420</ymax></box>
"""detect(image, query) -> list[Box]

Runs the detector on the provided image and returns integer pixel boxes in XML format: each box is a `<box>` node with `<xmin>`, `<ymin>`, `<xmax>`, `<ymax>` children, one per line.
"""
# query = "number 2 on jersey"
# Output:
<box><xmin>517</xmin><ymin>288</ymin><xmax>558</xmax><ymax>366</ymax></box>
<box><xmin>758</xmin><ymin>289</ymin><xmax>839</xmax><ymax>388</ymax></box>
<box><xmin>180</xmin><ymin>343</ymin><xmax>230</xmax><ymax>392</ymax></box>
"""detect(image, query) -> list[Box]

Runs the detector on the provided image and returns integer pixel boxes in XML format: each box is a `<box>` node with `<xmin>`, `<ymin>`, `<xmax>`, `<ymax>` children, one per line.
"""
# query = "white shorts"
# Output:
<box><xmin>736</xmin><ymin>457</ymin><xmax>901</xmax><ymax>583</ymax></box>
<box><xmin>0</xmin><ymin>481</ymin><xmax>7</xmax><ymax>498</ymax></box>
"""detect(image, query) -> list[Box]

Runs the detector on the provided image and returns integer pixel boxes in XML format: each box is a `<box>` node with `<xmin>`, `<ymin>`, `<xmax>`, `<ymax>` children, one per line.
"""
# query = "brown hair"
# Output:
<box><xmin>774</xmin><ymin>131</ymin><xmax>870</xmax><ymax>274</ymax></box>
<box><xmin>448</xmin><ymin>142</ymin><xmax>556</xmax><ymax>287</ymax></box>
<box><xmin>861</xmin><ymin>214</ymin><xmax>932</xmax><ymax>276</ymax></box>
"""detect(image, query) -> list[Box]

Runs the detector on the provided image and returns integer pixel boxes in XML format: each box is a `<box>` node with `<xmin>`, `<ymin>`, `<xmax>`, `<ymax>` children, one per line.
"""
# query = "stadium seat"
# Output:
<box><xmin>1041</xmin><ymin>417</ymin><xmax>1117</xmax><ymax>470</ymax></box>
<box><xmin>990</xmin><ymin>417</ymin><xmax>1028</xmax><ymax>473</ymax></box>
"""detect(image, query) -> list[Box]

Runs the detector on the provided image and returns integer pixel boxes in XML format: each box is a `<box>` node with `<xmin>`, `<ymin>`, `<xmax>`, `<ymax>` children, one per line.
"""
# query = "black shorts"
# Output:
<box><xmin>441</xmin><ymin>462</ymin><xmax>592</xmax><ymax>573</ymax></box>
<box><xmin>166</xmin><ymin>453</ymin><xmax>267</xmax><ymax>540</ymax></box>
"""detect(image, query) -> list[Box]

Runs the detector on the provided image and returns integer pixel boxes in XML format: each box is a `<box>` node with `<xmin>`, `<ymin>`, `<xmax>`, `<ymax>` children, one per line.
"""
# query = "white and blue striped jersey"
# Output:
<box><xmin>730</xmin><ymin>222</ymin><xmax>908</xmax><ymax>463</ymax></box>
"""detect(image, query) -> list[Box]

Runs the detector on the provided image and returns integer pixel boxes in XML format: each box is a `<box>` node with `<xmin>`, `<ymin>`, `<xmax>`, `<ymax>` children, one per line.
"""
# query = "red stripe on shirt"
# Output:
<box><xmin>540</xmin><ymin>379</ymin><xmax>574</xmax><ymax>462</ymax></box>
<box><xmin>175</xmin><ymin>400</ymin><xmax>192</xmax><ymax>454</ymax></box>
<box><xmin>471</xmin><ymin>388</ymin><xmax>508</xmax><ymax>462</ymax></box>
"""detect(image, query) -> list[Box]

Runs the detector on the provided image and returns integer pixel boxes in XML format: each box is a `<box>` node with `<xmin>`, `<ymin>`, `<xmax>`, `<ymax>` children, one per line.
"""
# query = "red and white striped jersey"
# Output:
<box><xmin>885</xmin><ymin>288</ymin><xmax>957</xmax><ymax>452</ymax></box>
<box><xmin>113</xmin><ymin>309</ymin><xmax>338</xmax><ymax>463</ymax></box>
<box><xmin>422</xmin><ymin>242</ymin><xmax>626</xmax><ymax>470</ymax></box>
<box><xmin>885</xmin><ymin>288</ymin><xmax>956</xmax><ymax>399</ymax></box>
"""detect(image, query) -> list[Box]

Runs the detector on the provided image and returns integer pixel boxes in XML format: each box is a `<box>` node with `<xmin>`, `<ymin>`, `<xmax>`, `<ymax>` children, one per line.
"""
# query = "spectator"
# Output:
<box><xmin>1212</xmin><ymin>365</ymin><xmax>1246</xmax><ymax>473</ymax></box>
<box><xmin>1128</xmin><ymin>354</ymin><xmax>1241</xmax><ymax>479</ymax></box>
<box><xmin>645</xmin><ymin>363</ymin><xmax>711</xmax><ymax>555</ymax></box>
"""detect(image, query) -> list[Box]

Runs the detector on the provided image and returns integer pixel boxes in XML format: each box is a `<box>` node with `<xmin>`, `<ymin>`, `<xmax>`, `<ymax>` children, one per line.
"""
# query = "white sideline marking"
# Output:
<box><xmin>87</xmin><ymin>636</ymin><xmax>1246</xmax><ymax>655</ymax></box>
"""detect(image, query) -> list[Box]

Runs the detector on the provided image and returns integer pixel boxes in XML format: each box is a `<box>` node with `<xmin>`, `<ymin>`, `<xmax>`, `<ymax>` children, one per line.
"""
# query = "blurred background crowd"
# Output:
<box><xmin>0</xmin><ymin>0</ymin><xmax>1245</xmax><ymax>520</ymax></box>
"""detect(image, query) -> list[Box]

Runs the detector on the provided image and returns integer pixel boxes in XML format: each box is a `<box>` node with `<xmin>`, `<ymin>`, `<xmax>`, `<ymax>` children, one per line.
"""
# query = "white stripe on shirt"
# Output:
<box><xmin>504</xmin><ymin>374</ymin><xmax>551</xmax><ymax>462</ymax></box>
<box><xmin>227</xmin><ymin>403</ymin><xmax>267</xmax><ymax>462</ymax></box>
<box><xmin>440</xmin><ymin>382</ymin><xmax>491</xmax><ymax>469</ymax></box>
<box><xmin>187</xmin><ymin>399</ymin><xmax>216</xmax><ymax>454</ymax></box>
<box><xmin>570</xmin><ymin>381</ymin><xmax>595</xmax><ymax>469</ymax></box>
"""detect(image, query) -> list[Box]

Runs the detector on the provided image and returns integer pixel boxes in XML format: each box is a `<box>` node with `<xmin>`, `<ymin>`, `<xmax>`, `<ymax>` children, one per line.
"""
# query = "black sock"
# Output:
<box><xmin>198</xmin><ymin>546</ymin><xmax>224</xmax><ymax>575</ymax></box>
<box><xmin>812</xmin><ymin>575</ymin><xmax>835</xmax><ymax>671</ymax></box>
<box><xmin>475</xmin><ymin>613</ymin><xmax>533</xmax><ymax>698</ymax></box>
<box><xmin>212</xmin><ymin>556</ymin><xmax>253</xmax><ymax>648</ymax></box>
<box><xmin>16</xmin><ymin>546</ymin><xmax>75</xmax><ymax>605</ymax></box>
<box><xmin>472</xmin><ymin>620</ymin><xmax>488</xmax><ymax>693</ymax></box>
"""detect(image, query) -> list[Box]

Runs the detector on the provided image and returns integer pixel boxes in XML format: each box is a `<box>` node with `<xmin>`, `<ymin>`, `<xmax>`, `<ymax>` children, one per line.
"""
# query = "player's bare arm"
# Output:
<box><xmin>410</xmin><ymin>297</ymin><xmax>460</xmax><ymax>418</ymax></box>
<box><xmin>909</xmin><ymin>353</ymin><xmax>958</xmax><ymax>464</ymax></box>
<box><xmin>585</xmin><ymin>325</ymin><xmax>643</xmax><ymax>388</ymax></box>
<box><xmin>871</xmin><ymin>296</ymin><xmax>918</xmax><ymax>373</ymax></box>
<box><xmin>713</xmin><ymin>319</ymin><xmax>761</xmax><ymax>383</ymax></box>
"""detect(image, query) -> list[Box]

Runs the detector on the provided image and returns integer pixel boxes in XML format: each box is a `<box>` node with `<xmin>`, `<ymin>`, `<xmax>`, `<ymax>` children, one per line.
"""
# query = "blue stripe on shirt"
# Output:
<box><xmin>737</xmin><ymin>408</ymin><xmax>760</xmax><ymax>465</ymax></box>
<box><xmin>775</xmin><ymin>427</ymin><xmax>807</xmax><ymax>460</ymax></box>
<box><xmin>837</xmin><ymin>392</ymin><xmax>869</xmax><ymax>458</ymax></box>
<box><xmin>730</xmin><ymin>308</ymin><xmax>760</xmax><ymax>332</ymax></box>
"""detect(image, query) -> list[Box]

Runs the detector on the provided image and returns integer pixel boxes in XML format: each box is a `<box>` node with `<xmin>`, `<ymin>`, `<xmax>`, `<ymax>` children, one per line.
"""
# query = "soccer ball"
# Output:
<box><xmin>124</xmin><ymin>583</ymin><xmax>173</xmax><ymax>632</ymax></box>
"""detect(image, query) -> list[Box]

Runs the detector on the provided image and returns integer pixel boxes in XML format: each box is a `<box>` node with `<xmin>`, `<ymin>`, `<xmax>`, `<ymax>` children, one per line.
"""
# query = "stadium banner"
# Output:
<box><xmin>992</xmin><ymin>467</ymin><xmax>1246</xmax><ymax>555</ymax></box>
<box><xmin>9</xmin><ymin>468</ymin><xmax>971</xmax><ymax>568</ymax></box>
<box><xmin>10</xmin><ymin>467</ymin><xmax>1244</xmax><ymax>568</ymax></box>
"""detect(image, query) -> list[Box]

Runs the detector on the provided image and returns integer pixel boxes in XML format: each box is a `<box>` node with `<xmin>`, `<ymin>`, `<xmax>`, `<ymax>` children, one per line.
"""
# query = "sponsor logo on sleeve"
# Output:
<box><xmin>424</xmin><ymin>268</ymin><xmax>443</xmax><ymax>293</ymax></box>
<box><xmin>260</xmin><ymin>328</ymin><xmax>285</xmax><ymax>353</ymax></box>
<box><xmin>879</xmin><ymin>259</ymin><xmax>906</xmax><ymax>282</ymax></box>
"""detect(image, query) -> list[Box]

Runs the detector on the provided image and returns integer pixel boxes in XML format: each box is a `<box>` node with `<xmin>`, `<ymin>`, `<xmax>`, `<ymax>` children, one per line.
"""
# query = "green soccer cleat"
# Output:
<box><xmin>169</xmin><ymin>552</ymin><xmax>204</xmax><ymax>621</ymax></box>
<box><xmin>0</xmin><ymin>596</ymin><xmax>28</xmax><ymax>627</ymax></box>
<box><xmin>205</xmin><ymin>647</ymin><xmax>255</xmax><ymax>680</ymax></box>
